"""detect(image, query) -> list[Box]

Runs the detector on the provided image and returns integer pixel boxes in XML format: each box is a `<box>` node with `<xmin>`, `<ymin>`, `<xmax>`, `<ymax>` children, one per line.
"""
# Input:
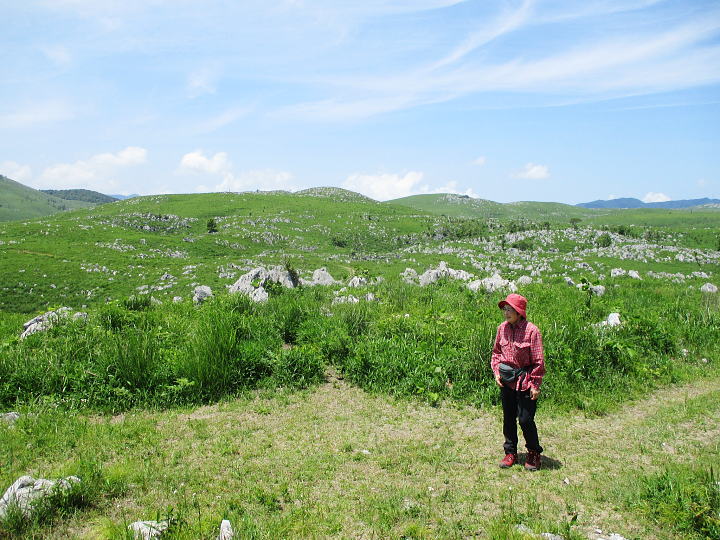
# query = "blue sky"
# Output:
<box><xmin>1</xmin><ymin>0</ymin><xmax>719</xmax><ymax>204</ymax></box>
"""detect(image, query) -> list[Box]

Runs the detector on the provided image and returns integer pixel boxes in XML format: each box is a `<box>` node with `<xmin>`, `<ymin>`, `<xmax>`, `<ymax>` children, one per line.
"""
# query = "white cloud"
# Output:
<box><xmin>514</xmin><ymin>163</ymin><xmax>550</xmax><ymax>179</ymax></box>
<box><xmin>195</xmin><ymin>106</ymin><xmax>253</xmax><ymax>133</ymax></box>
<box><xmin>342</xmin><ymin>171</ymin><xmax>428</xmax><ymax>201</ymax></box>
<box><xmin>341</xmin><ymin>171</ymin><xmax>479</xmax><ymax>201</ymax></box>
<box><xmin>179</xmin><ymin>150</ymin><xmax>231</xmax><ymax>175</ymax></box>
<box><xmin>36</xmin><ymin>146</ymin><xmax>147</xmax><ymax>191</ymax></box>
<box><xmin>178</xmin><ymin>150</ymin><xmax>295</xmax><ymax>192</ymax></box>
<box><xmin>642</xmin><ymin>191</ymin><xmax>671</xmax><ymax>203</ymax></box>
<box><xmin>0</xmin><ymin>161</ymin><xmax>33</xmax><ymax>182</ymax></box>
<box><xmin>473</xmin><ymin>156</ymin><xmax>487</xmax><ymax>166</ymax></box>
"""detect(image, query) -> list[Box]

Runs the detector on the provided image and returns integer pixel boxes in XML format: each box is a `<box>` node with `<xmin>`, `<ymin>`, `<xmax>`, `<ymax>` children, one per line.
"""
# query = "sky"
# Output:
<box><xmin>1</xmin><ymin>0</ymin><xmax>719</xmax><ymax>204</ymax></box>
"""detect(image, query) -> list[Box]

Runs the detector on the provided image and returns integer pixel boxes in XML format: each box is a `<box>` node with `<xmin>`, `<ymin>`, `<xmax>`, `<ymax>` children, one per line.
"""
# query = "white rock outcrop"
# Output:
<box><xmin>0</xmin><ymin>412</ymin><xmax>20</xmax><ymax>425</ymax></box>
<box><xmin>20</xmin><ymin>307</ymin><xmax>87</xmax><ymax>339</ymax></box>
<box><xmin>418</xmin><ymin>261</ymin><xmax>474</xmax><ymax>286</ymax></box>
<box><xmin>700</xmin><ymin>282</ymin><xmax>718</xmax><ymax>293</ymax></box>
<box><xmin>467</xmin><ymin>274</ymin><xmax>517</xmax><ymax>293</ymax></box>
<box><xmin>128</xmin><ymin>520</ymin><xmax>169</xmax><ymax>539</ymax></box>
<box><xmin>596</xmin><ymin>312</ymin><xmax>621</xmax><ymax>328</ymax></box>
<box><xmin>303</xmin><ymin>268</ymin><xmax>339</xmax><ymax>286</ymax></box>
<box><xmin>193</xmin><ymin>285</ymin><xmax>213</xmax><ymax>304</ymax></box>
<box><xmin>217</xmin><ymin>519</ymin><xmax>234</xmax><ymax>540</ymax></box>
<box><xmin>590</xmin><ymin>285</ymin><xmax>606</xmax><ymax>296</ymax></box>
<box><xmin>0</xmin><ymin>475</ymin><xmax>81</xmax><ymax>519</ymax></box>
<box><xmin>516</xmin><ymin>275</ymin><xmax>533</xmax><ymax>286</ymax></box>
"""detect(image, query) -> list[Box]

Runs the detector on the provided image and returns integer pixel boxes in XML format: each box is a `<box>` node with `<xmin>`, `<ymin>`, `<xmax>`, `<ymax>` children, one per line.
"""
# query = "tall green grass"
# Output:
<box><xmin>0</xmin><ymin>280</ymin><xmax>717</xmax><ymax>412</ymax></box>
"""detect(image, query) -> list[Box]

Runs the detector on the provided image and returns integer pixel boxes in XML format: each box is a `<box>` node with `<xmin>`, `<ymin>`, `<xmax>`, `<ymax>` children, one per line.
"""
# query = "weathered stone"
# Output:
<box><xmin>700</xmin><ymin>282</ymin><xmax>718</xmax><ymax>293</ymax></box>
<box><xmin>0</xmin><ymin>475</ymin><xmax>81</xmax><ymax>519</ymax></box>
<box><xmin>0</xmin><ymin>412</ymin><xmax>20</xmax><ymax>425</ymax></box>
<box><xmin>20</xmin><ymin>307</ymin><xmax>78</xmax><ymax>339</ymax></box>
<box><xmin>400</xmin><ymin>268</ymin><xmax>418</xmax><ymax>283</ymax></box>
<box><xmin>596</xmin><ymin>312</ymin><xmax>621</xmax><ymax>328</ymax></box>
<box><xmin>564</xmin><ymin>276</ymin><xmax>576</xmax><ymax>287</ymax></box>
<box><xmin>628</xmin><ymin>270</ymin><xmax>642</xmax><ymax>279</ymax></box>
<box><xmin>217</xmin><ymin>519</ymin><xmax>234</xmax><ymax>540</ymax></box>
<box><xmin>128</xmin><ymin>520</ymin><xmax>169</xmax><ymax>539</ymax></box>
<box><xmin>249</xmin><ymin>286</ymin><xmax>269</xmax><ymax>303</ymax></box>
<box><xmin>468</xmin><ymin>273</ymin><xmax>517</xmax><ymax>293</ymax></box>
<box><xmin>348</xmin><ymin>276</ymin><xmax>368</xmax><ymax>288</ymax></box>
<box><xmin>172</xmin><ymin>296</ymin><xmax>183</xmax><ymax>303</ymax></box>
<box><xmin>610</xmin><ymin>268</ymin><xmax>626</xmax><ymax>277</ymax></box>
<box><xmin>193</xmin><ymin>285</ymin><xmax>213</xmax><ymax>304</ymax></box>
<box><xmin>332</xmin><ymin>295</ymin><xmax>359</xmax><ymax>305</ymax></box>
<box><xmin>306</xmin><ymin>267</ymin><xmax>339</xmax><ymax>286</ymax></box>
<box><xmin>590</xmin><ymin>285</ymin><xmax>606</xmax><ymax>296</ymax></box>
<box><xmin>517</xmin><ymin>275</ymin><xmax>533</xmax><ymax>286</ymax></box>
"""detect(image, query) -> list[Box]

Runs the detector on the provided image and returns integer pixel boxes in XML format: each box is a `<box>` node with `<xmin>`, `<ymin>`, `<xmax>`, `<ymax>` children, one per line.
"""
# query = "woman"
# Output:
<box><xmin>490</xmin><ymin>293</ymin><xmax>546</xmax><ymax>471</ymax></box>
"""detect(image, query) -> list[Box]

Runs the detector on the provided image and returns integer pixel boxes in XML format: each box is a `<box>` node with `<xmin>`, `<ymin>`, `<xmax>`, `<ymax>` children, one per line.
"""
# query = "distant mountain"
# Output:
<box><xmin>109</xmin><ymin>194</ymin><xmax>140</xmax><ymax>200</ymax></box>
<box><xmin>578</xmin><ymin>197</ymin><xmax>720</xmax><ymax>209</ymax></box>
<box><xmin>0</xmin><ymin>176</ymin><xmax>94</xmax><ymax>221</ymax></box>
<box><xmin>41</xmin><ymin>189</ymin><xmax>118</xmax><ymax>204</ymax></box>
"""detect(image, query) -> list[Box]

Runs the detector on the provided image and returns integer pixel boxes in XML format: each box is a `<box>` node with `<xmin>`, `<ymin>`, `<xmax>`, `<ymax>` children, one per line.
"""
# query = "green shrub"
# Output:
<box><xmin>270</xmin><ymin>345</ymin><xmax>325</xmax><ymax>389</ymax></box>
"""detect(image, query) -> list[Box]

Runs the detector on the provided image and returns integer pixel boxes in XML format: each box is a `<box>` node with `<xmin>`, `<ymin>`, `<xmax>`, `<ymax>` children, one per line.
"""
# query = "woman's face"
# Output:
<box><xmin>502</xmin><ymin>305</ymin><xmax>520</xmax><ymax>325</ymax></box>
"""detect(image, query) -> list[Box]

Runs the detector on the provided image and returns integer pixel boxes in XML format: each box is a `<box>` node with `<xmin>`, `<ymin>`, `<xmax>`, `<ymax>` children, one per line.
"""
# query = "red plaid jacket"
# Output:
<box><xmin>491</xmin><ymin>319</ymin><xmax>545</xmax><ymax>391</ymax></box>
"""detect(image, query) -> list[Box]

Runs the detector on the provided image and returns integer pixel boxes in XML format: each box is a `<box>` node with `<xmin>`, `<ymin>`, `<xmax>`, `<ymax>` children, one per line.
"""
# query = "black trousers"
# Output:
<box><xmin>501</xmin><ymin>386</ymin><xmax>543</xmax><ymax>454</ymax></box>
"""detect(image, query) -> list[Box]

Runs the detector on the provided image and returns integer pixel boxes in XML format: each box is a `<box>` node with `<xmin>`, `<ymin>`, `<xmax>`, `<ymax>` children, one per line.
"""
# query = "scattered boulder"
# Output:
<box><xmin>610</xmin><ymin>268</ymin><xmax>626</xmax><ymax>278</ymax></box>
<box><xmin>564</xmin><ymin>276</ymin><xmax>575</xmax><ymax>287</ymax></box>
<box><xmin>418</xmin><ymin>261</ymin><xmax>474</xmax><ymax>286</ymax></box>
<box><xmin>303</xmin><ymin>267</ymin><xmax>339</xmax><ymax>286</ymax></box>
<box><xmin>0</xmin><ymin>475</ymin><xmax>81</xmax><ymax>520</ymax></box>
<box><xmin>128</xmin><ymin>520</ymin><xmax>169</xmax><ymax>539</ymax></box>
<box><xmin>348</xmin><ymin>276</ymin><xmax>367</xmax><ymax>288</ymax></box>
<box><xmin>193</xmin><ymin>285</ymin><xmax>213</xmax><ymax>304</ymax></box>
<box><xmin>172</xmin><ymin>296</ymin><xmax>183</xmax><ymax>303</ymax></box>
<box><xmin>332</xmin><ymin>295</ymin><xmax>359</xmax><ymax>305</ymax></box>
<box><xmin>229</xmin><ymin>266</ymin><xmax>298</xmax><ymax>302</ymax></box>
<box><xmin>700</xmin><ymin>282</ymin><xmax>718</xmax><ymax>293</ymax></box>
<box><xmin>0</xmin><ymin>412</ymin><xmax>20</xmax><ymax>425</ymax></box>
<box><xmin>517</xmin><ymin>275</ymin><xmax>533</xmax><ymax>286</ymax></box>
<box><xmin>628</xmin><ymin>270</ymin><xmax>642</xmax><ymax>280</ymax></box>
<box><xmin>596</xmin><ymin>312</ymin><xmax>621</xmax><ymax>328</ymax></box>
<box><xmin>217</xmin><ymin>519</ymin><xmax>234</xmax><ymax>540</ymax></box>
<box><xmin>467</xmin><ymin>274</ymin><xmax>517</xmax><ymax>293</ymax></box>
<box><xmin>590</xmin><ymin>285</ymin><xmax>606</xmax><ymax>296</ymax></box>
<box><xmin>400</xmin><ymin>268</ymin><xmax>418</xmax><ymax>284</ymax></box>
<box><xmin>20</xmin><ymin>307</ymin><xmax>86</xmax><ymax>339</ymax></box>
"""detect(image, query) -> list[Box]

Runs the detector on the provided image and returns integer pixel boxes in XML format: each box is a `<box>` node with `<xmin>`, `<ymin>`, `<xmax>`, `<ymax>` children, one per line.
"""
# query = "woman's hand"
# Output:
<box><xmin>530</xmin><ymin>386</ymin><xmax>540</xmax><ymax>400</ymax></box>
<box><xmin>495</xmin><ymin>374</ymin><xmax>503</xmax><ymax>387</ymax></box>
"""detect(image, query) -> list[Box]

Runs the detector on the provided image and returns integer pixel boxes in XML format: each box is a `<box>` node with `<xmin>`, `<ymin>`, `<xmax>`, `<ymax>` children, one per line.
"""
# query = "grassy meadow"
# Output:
<box><xmin>0</xmin><ymin>189</ymin><xmax>719</xmax><ymax>538</ymax></box>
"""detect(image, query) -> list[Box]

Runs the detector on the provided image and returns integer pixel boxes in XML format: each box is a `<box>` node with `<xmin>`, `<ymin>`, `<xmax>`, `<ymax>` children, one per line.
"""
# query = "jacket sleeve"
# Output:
<box><xmin>490</xmin><ymin>326</ymin><xmax>502</xmax><ymax>377</ymax></box>
<box><xmin>527</xmin><ymin>327</ymin><xmax>546</xmax><ymax>389</ymax></box>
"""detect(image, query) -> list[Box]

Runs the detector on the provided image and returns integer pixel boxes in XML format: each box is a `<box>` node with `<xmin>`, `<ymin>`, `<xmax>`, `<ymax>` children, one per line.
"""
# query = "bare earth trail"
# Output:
<box><xmin>45</xmin><ymin>376</ymin><xmax>720</xmax><ymax>538</ymax></box>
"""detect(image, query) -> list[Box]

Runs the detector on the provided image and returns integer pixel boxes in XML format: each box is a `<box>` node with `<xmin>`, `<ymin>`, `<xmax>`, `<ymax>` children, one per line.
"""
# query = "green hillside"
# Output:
<box><xmin>388</xmin><ymin>193</ymin><xmax>598</xmax><ymax>220</ymax></box>
<box><xmin>0</xmin><ymin>176</ymin><xmax>94</xmax><ymax>221</ymax></box>
<box><xmin>40</xmin><ymin>188</ymin><xmax>118</xmax><ymax>204</ymax></box>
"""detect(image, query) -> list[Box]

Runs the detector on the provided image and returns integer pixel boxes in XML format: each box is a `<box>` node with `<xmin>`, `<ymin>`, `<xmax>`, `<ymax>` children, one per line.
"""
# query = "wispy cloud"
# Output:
<box><xmin>0</xmin><ymin>101</ymin><xmax>75</xmax><ymax>129</ymax></box>
<box><xmin>36</xmin><ymin>147</ymin><xmax>147</xmax><ymax>191</ymax></box>
<box><xmin>513</xmin><ymin>163</ymin><xmax>550</xmax><ymax>180</ymax></box>
<box><xmin>178</xmin><ymin>150</ymin><xmax>295</xmax><ymax>192</ymax></box>
<box><xmin>0</xmin><ymin>161</ymin><xmax>33</xmax><ymax>182</ymax></box>
<box><xmin>342</xmin><ymin>171</ymin><xmax>478</xmax><ymax>200</ymax></box>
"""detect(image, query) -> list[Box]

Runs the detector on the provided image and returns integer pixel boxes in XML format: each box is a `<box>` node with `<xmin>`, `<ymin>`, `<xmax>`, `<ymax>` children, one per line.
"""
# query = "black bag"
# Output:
<box><xmin>498</xmin><ymin>363</ymin><xmax>527</xmax><ymax>384</ymax></box>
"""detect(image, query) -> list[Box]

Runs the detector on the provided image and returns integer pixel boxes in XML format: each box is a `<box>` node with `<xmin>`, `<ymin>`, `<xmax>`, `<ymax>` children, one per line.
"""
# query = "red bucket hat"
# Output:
<box><xmin>498</xmin><ymin>293</ymin><xmax>527</xmax><ymax>318</ymax></box>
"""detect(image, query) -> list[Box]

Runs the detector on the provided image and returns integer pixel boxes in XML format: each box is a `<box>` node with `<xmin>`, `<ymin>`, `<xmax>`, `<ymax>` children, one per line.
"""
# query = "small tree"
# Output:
<box><xmin>206</xmin><ymin>218</ymin><xmax>218</xmax><ymax>233</ymax></box>
<box><xmin>570</xmin><ymin>218</ymin><xmax>582</xmax><ymax>229</ymax></box>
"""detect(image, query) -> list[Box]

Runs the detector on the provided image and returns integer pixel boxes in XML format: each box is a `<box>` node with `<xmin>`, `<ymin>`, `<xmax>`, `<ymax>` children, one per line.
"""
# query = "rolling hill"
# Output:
<box><xmin>0</xmin><ymin>176</ymin><xmax>95</xmax><ymax>221</ymax></box>
<box><xmin>40</xmin><ymin>189</ymin><xmax>118</xmax><ymax>204</ymax></box>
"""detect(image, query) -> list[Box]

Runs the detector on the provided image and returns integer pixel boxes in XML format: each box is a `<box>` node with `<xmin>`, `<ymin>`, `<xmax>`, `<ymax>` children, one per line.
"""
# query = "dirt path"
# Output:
<box><xmin>34</xmin><ymin>377</ymin><xmax>720</xmax><ymax>538</ymax></box>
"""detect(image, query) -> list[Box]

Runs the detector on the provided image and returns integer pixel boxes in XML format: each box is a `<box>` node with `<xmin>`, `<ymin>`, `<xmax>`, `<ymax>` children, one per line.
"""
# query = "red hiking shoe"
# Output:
<box><xmin>499</xmin><ymin>453</ymin><xmax>517</xmax><ymax>468</ymax></box>
<box><xmin>524</xmin><ymin>450</ymin><xmax>541</xmax><ymax>471</ymax></box>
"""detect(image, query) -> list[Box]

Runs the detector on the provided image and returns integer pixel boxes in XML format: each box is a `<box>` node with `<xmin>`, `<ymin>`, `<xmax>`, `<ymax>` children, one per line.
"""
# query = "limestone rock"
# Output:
<box><xmin>193</xmin><ymin>285</ymin><xmax>213</xmax><ymax>304</ymax></box>
<box><xmin>304</xmin><ymin>267</ymin><xmax>339</xmax><ymax>286</ymax></box>
<box><xmin>610</xmin><ymin>268</ymin><xmax>626</xmax><ymax>277</ymax></box>
<box><xmin>468</xmin><ymin>273</ymin><xmax>517</xmax><ymax>293</ymax></box>
<box><xmin>0</xmin><ymin>412</ymin><xmax>20</xmax><ymax>425</ymax></box>
<box><xmin>348</xmin><ymin>276</ymin><xmax>367</xmax><ymax>288</ymax></box>
<box><xmin>172</xmin><ymin>296</ymin><xmax>183</xmax><ymax>303</ymax></box>
<box><xmin>564</xmin><ymin>276</ymin><xmax>576</xmax><ymax>287</ymax></box>
<box><xmin>217</xmin><ymin>519</ymin><xmax>234</xmax><ymax>540</ymax></box>
<box><xmin>332</xmin><ymin>295</ymin><xmax>359</xmax><ymax>305</ymax></box>
<box><xmin>628</xmin><ymin>270</ymin><xmax>642</xmax><ymax>279</ymax></box>
<box><xmin>128</xmin><ymin>520</ymin><xmax>169</xmax><ymax>539</ymax></box>
<box><xmin>700</xmin><ymin>282</ymin><xmax>718</xmax><ymax>293</ymax></box>
<box><xmin>0</xmin><ymin>475</ymin><xmax>81</xmax><ymax>519</ymax></box>
<box><xmin>590</xmin><ymin>285</ymin><xmax>606</xmax><ymax>296</ymax></box>
<box><xmin>418</xmin><ymin>261</ymin><xmax>474</xmax><ymax>286</ymax></box>
<box><xmin>517</xmin><ymin>275</ymin><xmax>533</xmax><ymax>286</ymax></box>
<box><xmin>400</xmin><ymin>268</ymin><xmax>418</xmax><ymax>284</ymax></box>
<box><xmin>20</xmin><ymin>307</ymin><xmax>80</xmax><ymax>339</ymax></box>
<box><xmin>596</xmin><ymin>312</ymin><xmax>621</xmax><ymax>328</ymax></box>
